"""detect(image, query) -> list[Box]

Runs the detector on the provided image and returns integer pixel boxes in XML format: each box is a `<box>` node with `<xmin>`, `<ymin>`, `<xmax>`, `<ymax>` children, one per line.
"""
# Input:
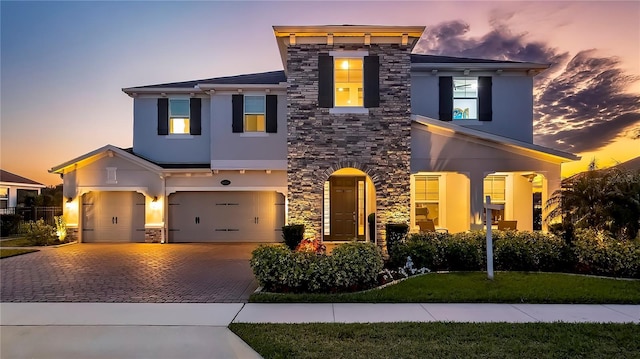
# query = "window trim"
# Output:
<box><xmin>243</xmin><ymin>95</ymin><xmax>266</xmax><ymax>133</ymax></box>
<box><xmin>0</xmin><ymin>187</ymin><xmax>8</xmax><ymax>209</ymax></box>
<box><xmin>453</xmin><ymin>77</ymin><xmax>479</xmax><ymax>121</ymax></box>
<box><xmin>168</xmin><ymin>97</ymin><xmax>191</xmax><ymax>135</ymax></box>
<box><xmin>414</xmin><ymin>175</ymin><xmax>440</xmax><ymax>227</ymax></box>
<box><xmin>329</xmin><ymin>51</ymin><xmax>370</xmax><ymax>113</ymax></box>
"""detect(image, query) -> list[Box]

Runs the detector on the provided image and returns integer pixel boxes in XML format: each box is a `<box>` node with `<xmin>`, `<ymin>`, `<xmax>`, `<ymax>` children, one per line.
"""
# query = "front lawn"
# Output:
<box><xmin>0</xmin><ymin>237</ymin><xmax>32</xmax><ymax>247</ymax></box>
<box><xmin>230</xmin><ymin>322</ymin><xmax>640</xmax><ymax>359</ymax></box>
<box><xmin>251</xmin><ymin>272</ymin><xmax>640</xmax><ymax>304</ymax></box>
<box><xmin>0</xmin><ymin>248</ymin><xmax>38</xmax><ymax>258</ymax></box>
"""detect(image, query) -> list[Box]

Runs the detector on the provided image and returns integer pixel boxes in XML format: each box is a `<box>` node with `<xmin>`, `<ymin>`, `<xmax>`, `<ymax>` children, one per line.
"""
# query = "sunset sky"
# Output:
<box><xmin>1</xmin><ymin>1</ymin><xmax>639</xmax><ymax>186</ymax></box>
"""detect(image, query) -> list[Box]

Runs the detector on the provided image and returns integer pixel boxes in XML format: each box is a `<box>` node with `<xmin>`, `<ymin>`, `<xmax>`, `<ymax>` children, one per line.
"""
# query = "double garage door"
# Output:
<box><xmin>169</xmin><ymin>191</ymin><xmax>285</xmax><ymax>242</ymax></box>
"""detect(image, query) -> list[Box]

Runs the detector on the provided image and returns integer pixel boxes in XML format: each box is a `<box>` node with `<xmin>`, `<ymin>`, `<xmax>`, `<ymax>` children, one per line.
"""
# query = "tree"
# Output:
<box><xmin>545</xmin><ymin>167</ymin><xmax>640</xmax><ymax>240</ymax></box>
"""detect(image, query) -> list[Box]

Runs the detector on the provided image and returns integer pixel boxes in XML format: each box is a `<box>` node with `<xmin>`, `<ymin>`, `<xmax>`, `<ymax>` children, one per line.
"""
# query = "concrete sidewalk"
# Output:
<box><xmin>2</xmin><ymin>303</ymin><xmax>639</xmax><ymax>359</ymax></box>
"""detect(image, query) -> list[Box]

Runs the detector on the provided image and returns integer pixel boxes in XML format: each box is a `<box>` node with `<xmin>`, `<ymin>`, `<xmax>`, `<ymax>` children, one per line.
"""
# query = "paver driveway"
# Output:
<box><xmin>0</xmin><ymin>243</ymin><xmax>260</xmax><ymax>303</ymax></box>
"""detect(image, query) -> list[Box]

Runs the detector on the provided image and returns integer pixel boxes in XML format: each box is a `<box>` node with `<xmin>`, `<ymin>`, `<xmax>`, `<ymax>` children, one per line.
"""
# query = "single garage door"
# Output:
<box><xmin>82</xmin><ymin>191</ymin><xmax>145</xmax><ymax>242</ymax></box>
<box><xmin>168</xmin><ymin>191</ymin><xmax>285</xmax><ymax>242</ymax></box>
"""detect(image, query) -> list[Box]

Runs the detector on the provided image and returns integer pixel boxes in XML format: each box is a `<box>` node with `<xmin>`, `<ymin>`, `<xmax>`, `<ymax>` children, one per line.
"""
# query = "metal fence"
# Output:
<box><xmin>0</xmin><ymin>206</ymin><xmax>62</xmax><ymax>226</ymax></box>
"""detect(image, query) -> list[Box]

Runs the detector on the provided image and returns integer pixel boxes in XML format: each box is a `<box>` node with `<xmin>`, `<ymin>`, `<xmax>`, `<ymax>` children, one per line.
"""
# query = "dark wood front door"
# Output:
<box><xmin>328</xmin><ymin>176</ymin><xmax>364</xmax><ymax>241</ymax></box>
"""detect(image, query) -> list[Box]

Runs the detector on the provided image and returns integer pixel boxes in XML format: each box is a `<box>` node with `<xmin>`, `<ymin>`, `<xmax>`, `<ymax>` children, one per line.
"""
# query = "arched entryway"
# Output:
<box><xmin>323</xmin><ymin>168</ymin><xmax>376</xmax><ymax>242</ymax></box>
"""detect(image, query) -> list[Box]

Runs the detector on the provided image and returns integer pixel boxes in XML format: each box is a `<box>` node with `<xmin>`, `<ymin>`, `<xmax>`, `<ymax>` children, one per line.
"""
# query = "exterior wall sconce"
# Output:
<box><xmin>65</xmin><ymin>197</ymin><xmax>73</xmax><ymax>209</ymax></box>
<box><xmin>150</xmin><ymin>196</ymin><xmax>162</xmax><ymax>210</ymax></box>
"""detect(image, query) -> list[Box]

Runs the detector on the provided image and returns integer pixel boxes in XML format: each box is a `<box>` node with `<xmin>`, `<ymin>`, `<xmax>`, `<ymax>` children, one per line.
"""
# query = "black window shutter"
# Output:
<box><xmin>157</xmin><ymin>98</ymin><xmax>169</xmax><ymax>135</ymax></box>
<box><xmin>232</xmin><ymin>94</ymin><xmax>244</xmax><ymax>133</ymax></box>
<box><xmin>438</xmin><ymin>77</ymin><xmax>453</xmax><ymax>121</ymax></box>
<box><xmin>363</xmin><ymin>55</ymin><xmax>380</xmax><ymax>108</ymax></box>
<box><xmin>478</xmin><ymin>76</ymin><xmax>493</xmax><ymax>121</ymax></box>
<box><xmin>318</xmin><ymin>54</ymin><xmax>334</xmax><ymax>108</ymax></box>
<box><xmin>190</xmin><ymin>98</ymin><xmax>201</xmax><ymax>135</ymax></box>
<box><xmin>266</xmin><ymin>95</ymin><xmax>278</xmax><ymax>133</ymax></box>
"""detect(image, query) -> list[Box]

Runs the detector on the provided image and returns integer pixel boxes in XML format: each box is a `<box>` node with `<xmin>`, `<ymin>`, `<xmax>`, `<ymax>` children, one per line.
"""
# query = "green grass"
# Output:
<box><xmin>251</xmin><ymin>272</ymin><xmax>640</xmax><ymax>304</ymax></box>
<box><xmin>0</xmin><ymin>248</ymin><xmax>38</xmax><ymax>258</ymax></box>
<box><xmin>0</xmin><ymin>237</ymin><xmax>32</xmax><ymax>247</ymax></box>
<box><xmin>230</xmin><ymin>322</ymin><xmax>640</xmax><ymax>359</ymax></box>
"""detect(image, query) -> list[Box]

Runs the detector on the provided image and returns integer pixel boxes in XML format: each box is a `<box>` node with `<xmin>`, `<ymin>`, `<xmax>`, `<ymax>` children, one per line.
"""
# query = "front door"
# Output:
<box><xmin>327</xmin><ymin>176</ymin><xmax>365</xmax><ymax>241</ymax></box>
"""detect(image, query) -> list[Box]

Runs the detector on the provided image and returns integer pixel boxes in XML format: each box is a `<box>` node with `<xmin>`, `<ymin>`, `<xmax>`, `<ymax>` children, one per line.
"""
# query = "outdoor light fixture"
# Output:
<box><xmin>65</xmin><ymin>198</ymin><xmax>73</xmax><ymax>209</ymax></box>
<box><xmin>150</xmin><ymin>196</ymin><xmax>161</xmax><ymax>210</ymax></box>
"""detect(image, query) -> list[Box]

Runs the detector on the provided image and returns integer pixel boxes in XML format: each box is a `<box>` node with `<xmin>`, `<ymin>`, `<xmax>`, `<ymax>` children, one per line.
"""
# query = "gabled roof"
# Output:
<box><xmin>0</xmin><ymin>169</ymin><xmax>45</xmax><ymax>187</ymax></box>
<box><xmin>411</xmin><ymin>115</ymin><xmax>579</xmax><ymax>163</ymax></box>
<box><xmin>49</xmin><ymin>145</ymin><xmax>164</xmax><ymax>174</ymax></box>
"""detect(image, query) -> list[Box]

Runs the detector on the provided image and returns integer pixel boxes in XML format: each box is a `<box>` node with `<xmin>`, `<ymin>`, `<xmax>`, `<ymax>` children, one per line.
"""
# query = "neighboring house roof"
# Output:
<box><xmin>612</xmin><ymin>156</ymin><xmax>640</xmax><ymax>171</ymax></box>
<box><xmin>0</xmin><ymin>169</ymin><xmax>45</xmax><ymax>187</ymax></box>
<box><xmin>123</xmin><ymin>53</ymin><xmax>547</xmax><ymax>93</ymax></box>
<box><xmin>411</xmin><ymin>115</ymin><xmax>579</xmax><ymax>162</ymax></box>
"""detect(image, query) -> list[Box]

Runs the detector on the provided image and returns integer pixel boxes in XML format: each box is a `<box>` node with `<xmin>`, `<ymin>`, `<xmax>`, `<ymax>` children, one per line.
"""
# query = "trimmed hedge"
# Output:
<box><xmin>389</xmin><ymin>230</ymin><xmax>639</xmax><ymax>278</ymax></box>
<box><xmin>250</xmin><ymin>242</ymin><xmax>384</xmax><ymax>293</ymax></box>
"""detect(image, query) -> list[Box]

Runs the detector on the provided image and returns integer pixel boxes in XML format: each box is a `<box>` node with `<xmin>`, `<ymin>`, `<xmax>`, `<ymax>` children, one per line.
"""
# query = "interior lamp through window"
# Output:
<box><xmin>170</xmin><ymin>118</ymin><xmax>189</xmax><ymax>134</ymax></box>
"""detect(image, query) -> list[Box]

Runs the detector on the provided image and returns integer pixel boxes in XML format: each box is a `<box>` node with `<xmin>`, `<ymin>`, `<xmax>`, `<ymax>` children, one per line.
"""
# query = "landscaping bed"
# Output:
<box><xmin>230</xmin><ymin>322</ymin><xmax>640</xmax><ymax>359</ymax></box>
<box><xmin>251</xmin><ymin>272</ymin><xmax>640</xmax><ymax>304</ymax></box>
<box><xmin>0</xmin><ymin>248</ymin><xmax>39</xmax><ymax>259</ymax></box>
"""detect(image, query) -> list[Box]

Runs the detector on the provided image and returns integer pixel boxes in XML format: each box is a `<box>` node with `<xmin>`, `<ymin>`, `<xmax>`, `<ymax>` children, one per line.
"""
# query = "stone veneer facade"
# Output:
<box><xmin>287</xmin><ymin>43</ymin><xmax>412</xmax><ymax>244</ymax></box>
<box><xmin>145</xmin><ymin>228</ymin><xmax>162</xmax><ymax>243</ymax></box>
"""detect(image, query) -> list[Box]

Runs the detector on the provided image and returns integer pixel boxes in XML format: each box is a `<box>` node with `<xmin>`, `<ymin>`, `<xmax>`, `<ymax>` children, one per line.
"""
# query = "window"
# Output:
<box><xmin>318</xmin><ymin>53</ymin><xmax>379</xmax><ymax>109</ymax></box>
<box><xmin>169</xmin><ymin>99</ymin><xmax>190</xmax><ymax>134</ymax></box>
<box><xmin>0</xmin><ymin>187</ymin><xmax>8</xmax><ymax>209</ymax></box>
<box><xmin>16</xmin><ymin>189</ymin><xmax>37</xmax><ymax>207</ymax></box>
<box><xmin>244</xmin><ymin>96</ymin><xmax>266</xmax><ymax>132</ymax></box>
<box><xmin>484</xmin><ymin>176</ymin><xmax>506</xmax><ymax>224</ymax></box>
<box><xmin>453</xmin><ymin>78</ymin><xmax>478</xmax><ymax>120</ymax></box>
<box><xmin>414</xmin><ymin>176</ymin><xmax>439</xmax><ymax>226</ymax></box>
<box><xmin>334</xmin><ymin>58</ymin><xmax>363</xmax><ymax>107</ymax></box>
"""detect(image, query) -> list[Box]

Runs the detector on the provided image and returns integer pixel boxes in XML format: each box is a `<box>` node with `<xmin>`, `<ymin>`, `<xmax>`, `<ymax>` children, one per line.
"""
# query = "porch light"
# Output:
<box><xmin>65</xmin><ymin>198</ymin><xmax>73</xmax><ymax>209</ymax></box>
<box><xmin>150</xmin><ymin>196</ymin><xmax>162</xmax><ymax>210</ymax></box>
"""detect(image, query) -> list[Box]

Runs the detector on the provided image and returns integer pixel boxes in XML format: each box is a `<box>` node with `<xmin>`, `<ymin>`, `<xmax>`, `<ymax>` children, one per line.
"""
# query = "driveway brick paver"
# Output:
<box><xmin>0</xmin><ymin>243</ymin><xmax>260</xmax><ymax>303</ymax></box>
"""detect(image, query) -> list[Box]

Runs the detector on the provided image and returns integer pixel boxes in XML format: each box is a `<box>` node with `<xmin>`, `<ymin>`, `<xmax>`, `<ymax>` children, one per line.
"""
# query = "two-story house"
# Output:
<box><xmin>50</xmin><ymin>25</ymin><xmax>578</xmax><ymax>244</ymax></box>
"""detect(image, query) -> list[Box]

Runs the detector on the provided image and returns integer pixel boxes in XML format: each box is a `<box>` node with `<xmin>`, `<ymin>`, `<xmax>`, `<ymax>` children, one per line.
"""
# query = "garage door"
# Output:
<box><xmin>168</xmin><ymin>191</ymin><xmax>285</xmax><ymax>242</ymax></box>
<box><xmin>82</xmin><ymin>191</ymin><xmax>145</xmax><ymax>243</ymax></box>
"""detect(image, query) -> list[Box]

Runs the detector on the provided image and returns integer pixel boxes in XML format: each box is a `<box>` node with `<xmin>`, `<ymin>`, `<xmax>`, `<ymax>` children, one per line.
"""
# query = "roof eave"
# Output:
<box><xmin>411</xmin><ymin>115</ymin><xmax>580</xmax><ymax>162</ymax></box>
<box><xmin>412</xmin><ymin>62</ymin><xmax>550</xmax><ymax>74</ymax></box>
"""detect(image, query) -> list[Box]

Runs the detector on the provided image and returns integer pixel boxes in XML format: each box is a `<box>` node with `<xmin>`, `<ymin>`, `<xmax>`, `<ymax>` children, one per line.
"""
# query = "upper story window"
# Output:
<box><xmin>157</xmin><ymin>98</ymin><xmax>201</xmax><ymax>136</ymax></box>
<box><xmin>0</xmin><ymin>187</ymin><xmax>8</xmax><ymax>209</ymax></box>
<box><xmin>318</xmin><ymin>52</ymin><xmax>379</xmax><ymax>111</ymax></box>
<box><xmin>244</xmin><ymin>96</ymin><xmax>266</xmax><ymax>132</ymax></box>
<box><xmin>453</xmin><ymin>78</ymin><xmax>478</xmax><ymax>120</ymax></box>
<box><xmin>169</xmin><ymin>99</ymin><xmax>190</xmax><ymax>134</ymax></box>
<box><xmin>439</xmin><ymin>76</ymin><xmax>492</xmax><ymax>122</ymax></box>
<box><xmin>334</xmin><ymin>58</ymin><xmax>363</xmax><ymax>107</ymax></box>
<box><xmin>414</xmin><ymin>175</ymin><xmax>439</xmax><ymax>226</ymax></box>
<box><xmin>232</xmin><ymin>94</ymin><xmax>278</xmax><ymax>134</ymax></box>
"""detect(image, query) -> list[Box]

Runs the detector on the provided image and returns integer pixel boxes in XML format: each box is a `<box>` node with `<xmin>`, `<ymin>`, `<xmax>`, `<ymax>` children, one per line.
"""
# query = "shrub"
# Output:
<box><xmin>0</xmin><ymin>214</ymin><xmax>22</xmax><ymax>237</ymax></box>
<box><xmin>54</xmin><ymin>216</ymin><xmax>67</xmax><ymax>242</ymax></box>
<box><xmin>22</xmin><ymin>219</ymin><xmax>57</xmax><ymax>246</ymax></box>
<box><xmin>493</xmin><ymin>231</ymin><xmax>566</xmax><ymax>272</ymax></box>
<box><xmin>250</xmin><ymin>242</ymin><xmax>383</xmax><ymax>293</ymax></box>
<box><xmin>282</xmin><ymin>224</ymin><xmax>305</xmax><ymax>250</ymax></box>
<box><xmin>385</xmin><ymin>223</ymin><xmax>409</xmax><ymax>259</ymax></box>
<box><xmin>572</xmin><ymin>229</ymin><xmax>640</xmax><ymax>278</ymax></box>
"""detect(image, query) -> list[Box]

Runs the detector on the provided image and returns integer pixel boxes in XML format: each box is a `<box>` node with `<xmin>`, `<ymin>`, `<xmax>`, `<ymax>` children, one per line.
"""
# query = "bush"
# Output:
<box><xmin>0</xmin><ymin>214</ymin><xmax>22</xmax><ymax>237</ymax></box>
<box><xmin>282</xmin><ymin>224</ymin><xmax>305</xmax><ymax>250</ymax></box>
<box><xmin>494</xmin><ymin>231</ymin><xmax>566</xmax><ymax>272</ymax></box>
<box><xmin>385</xmin><ymin>223</ymin><xmax>409</xmax><ymax>259</ymax></box>
<box><xmin>572</xmin><ymin>229</ymin><xmax>640</xmax><ymax>278</ymax></box>
<box><xmin>21</xmin><ymin>219</ymin><xmax>57</xmax><ymax>246</ymax></box>
<box><xmin>250</xmin><ymin>242</ymin><xmax>383</xmax><ymax>293</ymax></box>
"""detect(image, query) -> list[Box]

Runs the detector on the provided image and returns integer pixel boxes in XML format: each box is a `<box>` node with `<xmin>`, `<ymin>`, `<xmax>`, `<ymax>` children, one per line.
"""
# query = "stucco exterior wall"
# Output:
<box><xmin>132</xmin><ymin>97</ymin><xmax>211</xmax><ymax>164</ymax></box>
<box><xmin>410</xmin><ymin>73</ymin><xmax>534</xmax><ymax>143</ymax></box>
<box><xmin>210</xmin><ymin>94</ymin><xmax>287</xmax><ymax>168</ymax></box>
<box><xmin>287</xmin><ymin>43</ymin><xmax>413</xmax><ymax>242</ymax></box>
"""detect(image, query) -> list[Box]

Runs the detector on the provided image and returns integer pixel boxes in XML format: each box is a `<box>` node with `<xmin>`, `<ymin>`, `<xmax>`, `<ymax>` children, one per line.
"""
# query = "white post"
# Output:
<box><xmin>485</xmin><ymin>195</ymin><xmax>494</xmax><ymax>280</ymax></box>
